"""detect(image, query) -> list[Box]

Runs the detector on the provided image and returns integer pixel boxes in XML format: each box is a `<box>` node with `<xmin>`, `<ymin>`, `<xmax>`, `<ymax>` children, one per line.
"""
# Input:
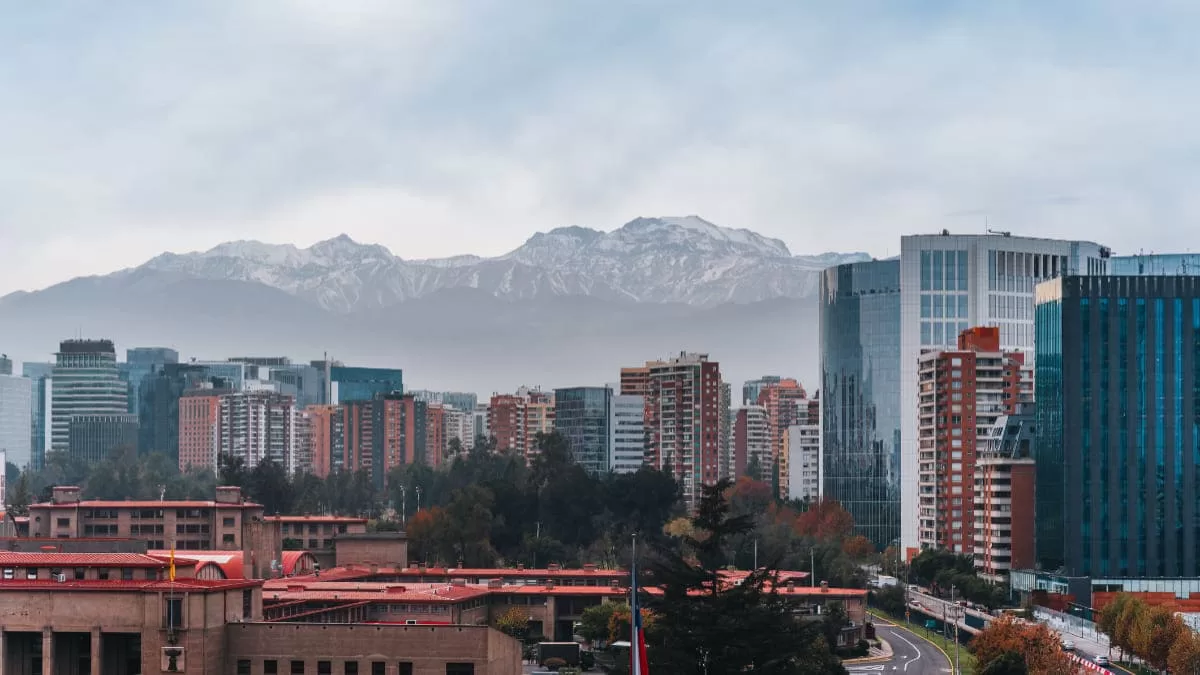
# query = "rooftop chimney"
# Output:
<box><xmin>51</xmin><ymin>486</ymin><xmax>81</xmax><ymax>505</ymax></box>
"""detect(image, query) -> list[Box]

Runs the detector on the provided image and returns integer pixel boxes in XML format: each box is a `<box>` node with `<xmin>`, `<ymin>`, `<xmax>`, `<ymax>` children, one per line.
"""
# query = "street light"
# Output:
<box><xmin>945</xmin><ymin>588</ymin><xmax>964</xmax><ymax>675</ymax></box>
<box><xmin>398</xmin><ymin>486</ymin><xmax>407</xmax><ymax>524</ymax></box>
<box><xmin>415</xmin><ymin>485</ymin><xmax>423</xmax><ymax>513</ymax></box>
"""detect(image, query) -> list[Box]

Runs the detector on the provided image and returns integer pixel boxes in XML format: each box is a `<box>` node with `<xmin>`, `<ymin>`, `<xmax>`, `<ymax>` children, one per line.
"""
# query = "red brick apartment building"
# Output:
<box><xmin>917</xmin><ymin>326</ymin><xmax>1031</xmax><ymax>554</ymax></box>
<box><xmin>486</xmin><ymin>388</ymin><xmax>554</xmax><ymax>461</ymax></box>
<box><xmin>755</xmin><ymin>378</ymin><xmax>809</xmax><ymax>499</ymax></box>
<box><xmin>972</xmin><ymin>410</ymin><xmax>1036</xmax><ymax>583</ymax></box>
<box><xmin>629</xmin><ymin>353</ymin><xmax>723</xmax><ymax>508</ymax></box>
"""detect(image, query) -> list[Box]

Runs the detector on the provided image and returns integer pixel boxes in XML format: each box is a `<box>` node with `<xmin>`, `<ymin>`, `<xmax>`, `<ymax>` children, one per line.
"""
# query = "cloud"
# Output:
<box><xmin>2</xmin><ymin>1</ymin><xmax>1200</xmax><ymax>293</ymax></box>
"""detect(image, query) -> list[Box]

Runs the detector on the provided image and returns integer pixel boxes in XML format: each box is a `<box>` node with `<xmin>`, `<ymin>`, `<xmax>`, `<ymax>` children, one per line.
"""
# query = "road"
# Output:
<box><xmin>846</xmin><ymin>620</ymin><xmax>953</xmax><ymax>675</ymax></box>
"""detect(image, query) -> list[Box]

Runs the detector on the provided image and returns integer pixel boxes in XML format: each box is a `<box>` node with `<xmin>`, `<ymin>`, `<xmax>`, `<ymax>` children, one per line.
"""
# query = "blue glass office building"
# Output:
<box><xmin>1036</xmin><ymin>275</ymin><xmax>1200</xmax><ymax>577</ymax></box>
<box><xmin>553</xmin><ymin>387</ymin><xmax>612</xmax><ymax>476</ymax></box>
<box><xmin>330</xmin><ymin>366</ymin><xmax>403</xmax><ymax>403</ymax></box>
<box><xmin>820</xmin><ymin>260</ymin><xmax>902</xmax><ymax>550</ymax></box>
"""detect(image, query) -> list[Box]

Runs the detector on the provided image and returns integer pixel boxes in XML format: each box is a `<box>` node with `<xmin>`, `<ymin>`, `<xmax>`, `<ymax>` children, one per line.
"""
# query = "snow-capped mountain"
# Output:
<box><xmin>129</xmin><ymin>216</ymin><xmax>869</xmax><ymax>313</ymax></box>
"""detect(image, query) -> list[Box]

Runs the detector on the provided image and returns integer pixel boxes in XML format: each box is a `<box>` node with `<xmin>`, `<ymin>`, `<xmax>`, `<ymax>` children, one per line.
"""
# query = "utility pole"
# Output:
<box><xmin>811</xmin><ymin>548</ymin><xmax>816</xmax><ymax>587</ymax></box>
<box><xmin>399</xmin><ymin>486</ymin><xmax>407</xmax><ymax>525</ymax></box>
<box><xmin>753</xmin><ymin>539</ymin><xmax>758</xmax><ymax>570</ymax></box>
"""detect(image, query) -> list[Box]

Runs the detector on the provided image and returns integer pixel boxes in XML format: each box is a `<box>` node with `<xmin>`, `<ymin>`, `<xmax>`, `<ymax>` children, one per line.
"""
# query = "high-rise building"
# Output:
<box><xmin>742</xmin><ymin>376</ymin><xmax>782</xmax><ymax>407</ymax></box>
<box><xmin>368</xmin><ymin>393</ymin><xmax>426</xmax><ymax>488</ymax></box>
<box><xmin>554</xmin><ymin>387</ymin><xmax>612</xmax><ymax>476</ymax></box>
<box><xmin>787</xmin><ymin>423</ymin><xmax>820</xmax><ymax>503</ymax></box>
<box><xmin>820</xmin><ymin>260</ymin><xmax>902</xmax><ymax>550</ymax></box>
<box><xmin>217</xmin><ymin>391</ymin><xmax>298</xmax><ymax>472</ymax></box>
<box><xmin>610</xmin><ymin>394</ymin><xmax>645</xmax><ymax>474</ymax></box>
<box><xmin>1035</xmin><ymin>275</ymin><xmax>1200</xmax><ymax>577</ymax></box>
<box><xmin>472</xmin><ymin>404</ymin><xmax>489</xmax><ymax>446</ymax></box>
<box><xmin>235</xmin><ymin>359</ymin><xmax>326</xmax><ymax>409</ymax></box>
<box><xmin>0</xmin><ymin>367</ymin><xmax>32</xmax><ymax>468</ymax></box>
<box><xmin>120</xmin><ymin>347</ymin><xmax>179</xmax><ymax>414</ymax></box>
<box><xmin>718</xmin><ymin>381</ymin><xmax>732</xmax><ymax>480</ymax></box>
<box><xmin>22</xmin><ymin>362</ymin><xmax>53</xmax><ymax>471</ymax></box>
<box><xmin>643</xmin><ymin>352</ymin><xmax>722</xmax><ymax>509</ymax></box>
<box><xmin>733</xmin><ymin>406</ymin><xmax>770</xmax><ymax>481</ymax></box>
<box><xmin>916</xmin><ymin>326</ymin><xmax>1031</xmax><ymax>554</ymax></box>
<box><xmin>442</xmin><ymin>406</ymin><xmax>475</xmax><ymax>455</ymax></box>
<box><xmin>410</xmin><ymin>390</ymin><xmax>478</xmax><ymax>414</ymax></box>
<box><xmin>179</xmin><ymin>389</ymin><xmax>225</xmax><ymax>472</ymax></box>
<box><xmin>51</xmin><ymin>339</ymin><xmax>128</xmax><ymax>455</ymax></box>
<box><xmin>487</xmin><ymin>387</ymin><xmax>554</xmax><ymax>462</ymax></box>
<box><xmin>0</xmin><ymin>354</ymin><xmax>11</xmax><ymax>375</ymax></box>
<box><xmin>973</xmin><ymin>410</ymin><xmax>1036</xmax><ymax>583</ymax></box>
<box><xmin>68</xmin><ymin>414</ymin><xmax>138</xmax><ymax>466</ymax></box>
<box><xmin>140</xmin><ymin>363</ymin><xmax>227</xmax><ymax>461</ymax></box>
<box><xmin>425</xmin><ymin>403</ymin><xmax>445</xmax><ymax>468</ymax></box>
<box><xmin>899</xmin><ymin>233</ymin><xmax>1109</xmax><ymax>554</ymax></box>
<box><xmin>756</xmin><ymin>379</ymin><xmax>809</xmax><ymax>500</ymax></box>
<box><xmin>1109</xmin><ymin>253</ymin><xmax>1200</xmax><ymax>276</ymax></box>
<box><xmin>329</xmin><ymin>366</ymin><xmax>403</xmax><ymax>404</ymax></box>
<box><xmin>299</xmin><ymin>404</ymin><xmax>344</xmax><ymax>478</ymax></box>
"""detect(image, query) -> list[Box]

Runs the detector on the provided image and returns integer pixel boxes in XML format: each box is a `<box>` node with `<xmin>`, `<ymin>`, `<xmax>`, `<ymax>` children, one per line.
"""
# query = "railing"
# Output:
<box><xmin>1032</xmin><ymin>607</ymin><xmax>1109</xmax><ymax>648</ymax></box>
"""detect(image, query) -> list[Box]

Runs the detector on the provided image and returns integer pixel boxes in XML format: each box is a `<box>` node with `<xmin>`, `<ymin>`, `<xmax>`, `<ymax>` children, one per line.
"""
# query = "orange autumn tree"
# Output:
<box><xmin>793</xmin><ymin>498</ymin><xmax>855</xmax><ymax>542</ymax></box>
<box><xmin>1169</xmin><ymin>629</ymin><xmax>1200</xmax><ymax>674</ymax></box>
<box><xmin>1131</xmin><ymin>604</ymin><xmax>1187</xmax><ymax>672</ymax></box>
<box><xmin>969</xmin><ymin>615</ymin><xmax>1078</xmax><ymax>674</ymax></box>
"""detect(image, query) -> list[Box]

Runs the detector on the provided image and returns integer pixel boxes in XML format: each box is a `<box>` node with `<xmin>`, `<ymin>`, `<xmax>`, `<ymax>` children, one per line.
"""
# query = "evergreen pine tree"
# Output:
<box><xmin>645</xmin><ymin>479</ymin><xmax>847</xmax><ymax>674</ymax></box>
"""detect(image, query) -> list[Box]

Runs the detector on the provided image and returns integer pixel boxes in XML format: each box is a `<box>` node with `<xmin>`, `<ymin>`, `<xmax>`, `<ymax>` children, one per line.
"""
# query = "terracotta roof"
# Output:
<box><xmin>30</xmin><ymin>500</ymin><xmax>263</xmax><ymax>509</ymax></box>
<box><xmin>281</xmin><ymin>551</ymin><xmax>316</xmax><ymax>576</ymax></box>
<box><xmin>0</xmin><ymin>578</ymin><xmax>260</xmax><ymax>592</ymax></box>
<box><xmin>265</xmin><ymin>516</ymin><xmax>368</xmax><ymax>524</ymax></box>
<box><xmin>149</xmin><ymin>550</ymin><xmax>243</xmax><ymax>579</ymax></box>
<box><xmin>0</xmin><ymin>552</ymin><xmax>174</xmax><ymax>567</ymax></box>
<box><xmin>490</xmin><ymin>586</ymin><xmax>627</xmax><ymax>596</ymax></box>
<box><xmin>263</xmin><ymin>582</ymin><xmax>489</xmax><ymax>603</ymax></box>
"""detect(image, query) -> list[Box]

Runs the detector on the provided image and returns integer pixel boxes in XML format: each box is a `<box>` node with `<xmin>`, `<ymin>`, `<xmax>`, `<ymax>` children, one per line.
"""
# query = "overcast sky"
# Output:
<box><xmin>2</xmin><ymin>1</ymin><xmax>1199</xmax><ymax>295</ymax></box>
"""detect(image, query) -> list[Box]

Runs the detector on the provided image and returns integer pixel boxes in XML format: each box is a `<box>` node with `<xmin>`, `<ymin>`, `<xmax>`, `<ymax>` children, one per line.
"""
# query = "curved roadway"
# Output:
<box><xmin>847</xmin><ymin>619</ymin><xmax>953</xmax><ymax>675</ymax></box>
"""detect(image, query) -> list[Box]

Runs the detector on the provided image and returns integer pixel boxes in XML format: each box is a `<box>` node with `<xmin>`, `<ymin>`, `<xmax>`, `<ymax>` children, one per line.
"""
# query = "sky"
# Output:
<box><xmin>2</xmin><ymin>1</ymin><xmax>1200</xmax><ymax>295</ymax></box>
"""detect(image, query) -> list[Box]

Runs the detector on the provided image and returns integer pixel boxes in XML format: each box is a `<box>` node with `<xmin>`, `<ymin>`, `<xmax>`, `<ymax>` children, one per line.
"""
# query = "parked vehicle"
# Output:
<box><xmin>538</xmin><ymin>642</ymin><xmax>582</xmax><ymax>670</ymax></box>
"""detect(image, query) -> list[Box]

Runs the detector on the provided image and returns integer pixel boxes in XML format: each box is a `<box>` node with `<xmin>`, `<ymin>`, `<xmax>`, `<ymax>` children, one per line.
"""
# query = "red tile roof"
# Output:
<box><xmin>0</xmin><ymin>552</ymin><xmax>175</xmax><ymax>567</ymax></box>
<box><xmin>0</xmin><ymin>578</ymin><xmax>261</xmax><ymax>592</ymax></box>
<box><xmin>263</xmin><ymin>582</ymin><xmax>490</xmax><ymax>603</ymax></box>
<box><xmin>30</xmin><ymin>499</ymin><xmax>263</xmax><ymax>509</ymax></box>
<box><xmin>281</xmin><ymin>551</ymin><xmax>316</xmax><ymax>576</ymax></box>
<box><xmin>265</xmin><ymin>516</ymin><xmax>368</xmax><ymax>524</ymax></box>
<box><xmin>149</xmin><ymin>550</ymin><xmax>243</xmax><ymax>579</ymax></box>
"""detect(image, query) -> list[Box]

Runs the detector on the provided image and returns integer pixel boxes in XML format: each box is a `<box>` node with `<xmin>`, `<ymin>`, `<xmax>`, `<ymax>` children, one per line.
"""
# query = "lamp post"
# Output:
<box><xmin>398</xmin><ymin>486</ymin><xmax>407</xmax><ymax>524</ymax></box>
<box><xmin>946</xmin><ymin>588</ymin><xmax>963</xmax><ymax>675</ymax></box>
<box><xmin>415</xmin><ymin>485</ymin><xmax>423</xmax><ymax>513</ymax></box>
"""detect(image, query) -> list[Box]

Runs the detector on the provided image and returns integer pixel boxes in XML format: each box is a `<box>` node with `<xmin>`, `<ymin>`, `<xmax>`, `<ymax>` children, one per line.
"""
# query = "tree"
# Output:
<box><xmin>579</xmin><ymin>601</ymin><xmax>622</xmax><ymax>644</ymax></box>
<box><xmin>744</xmin><ymin>455</ymin><xmax>763</xmax><ymax>482</ymax></box>
<box><xmin>872</xmin><ymin>584</ymin><xmax>907</xmax><ymax>616</ymax></box>
<box><xmin>1111</xmin><ymin>595</ymin><xmax>1147</xmax><ymax>659</ymax></box>
<box><xmin>793</xmin><ymin>499</ymin><xmax>855</xmax><ymax>542</ymax></box>
<box><xmin>645</xmin><ymin>479</ymin><xmax>847</xmax><ymax>674</ymax></box>
<box><xmin>494</xmin><ymin>606</ymin><xmax>531</xmax><ymax>641</ymax></box>
<box><xmin>217</xmin><ymin>453</ymin><xmax>248</xmax><ymax>487</ymax></box>
<box><xmin>1131</xmin><ymin>604</ymin><xmax>1185</xmax><ymax>671</ymax></box>
<box><xmin>822</xmin><ymin>601</ymin><xmax>849</xmax><ymax>651</ymax></box>
<box><xmin>979</xmin><ymin>651</ymin><xmax>1028</xmax><ymax>675</ymax></box>
<box><xmin>969</xmin><ymin>615</ymin><xmax>1075</xmax><ymax>675</ymax></box>
<box><xmin>1168</xmin><ymin>628</ymin><xmax>1200</xmax><ymax>675</ymax></box>
<box><xmin>5</xmin><ymin>472</ymin><xmax>31</xmax><ymax>516</ymax></box>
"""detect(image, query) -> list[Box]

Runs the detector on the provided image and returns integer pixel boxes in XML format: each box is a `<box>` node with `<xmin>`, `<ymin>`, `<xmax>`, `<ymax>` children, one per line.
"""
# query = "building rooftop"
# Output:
<box><xmin>263</xmin><ymin>582</ymin><xmax>489</xmax><ymax>604</ymax></box>
<box><xmin>0</xmin><ymin>578</ymin><xmax>261</xmax><ymax>592</ymax></box>
<box><xmin>0</xmin><ymin>552</ymin><xmax>175</xmax><ymax>568</ymax></box>
<box><xmin>31</xmin><ymin>499</ymin><xmax>264</xmax><ymax>509</ymax></box>
<box><xmin>265</xmin><ymin>515</ymin><xmax>369</xmax><ymax>524</ymax></box>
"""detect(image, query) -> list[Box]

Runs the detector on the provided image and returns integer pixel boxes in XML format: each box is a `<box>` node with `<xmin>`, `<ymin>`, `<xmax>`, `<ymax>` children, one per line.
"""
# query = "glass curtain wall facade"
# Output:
<box><xmin>50</xmin><ymin>340</ymin><xmax>128</xmax><ymax>454</ymax></box>
<box><xmin>1036</xmin><ymin>275</ymin><xmax>1200</xmax><ymax>578</ymax></box>
<box><xmin>899</xmin><ymin>234</ymin><xmax>1108</xmax><ymax>553</ymax></box>
<box><xmin>820</xmin><ymin>260</ymin><xmax>902</xmax><ymax>550</ymax></box>
<box><xmin>330</xmin><ymin>367</ymin><xmax>403</xmax><ymax>404</ymax></box>
<box><xmin>553</xmin><ymin>387</ymin><xmax>612</xmax><ymax>476</ymax></box>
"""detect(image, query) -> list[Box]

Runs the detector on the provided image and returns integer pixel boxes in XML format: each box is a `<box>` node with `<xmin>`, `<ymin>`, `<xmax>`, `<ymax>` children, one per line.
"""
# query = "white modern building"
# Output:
<box><xmin>610</xmin><ymin>394</ymin><xmax>645</xmax><ymax>473</ymax></box>
<box><xmin>787</xmin><ymin>423</ymin><xmax>820</xmax><ymax>503</ymax></box>
<box><xmin>898</xmin><ymin>232</ymin><xmax>1110</xmax><ymax>554</ymax></box>
<box><xmin>0</xmin><ymin>371</ymin><xmax>32</xmax><ymax>469</ymax></box>
<box><xmin>443</xmin><ymin>406</ymin><xmax>476</xmax><ymax>454</ymax></box>
<box><xmin>217</xmin><ymin>390</ymin><xmax>298</xmax><ymax>472</ymax></box>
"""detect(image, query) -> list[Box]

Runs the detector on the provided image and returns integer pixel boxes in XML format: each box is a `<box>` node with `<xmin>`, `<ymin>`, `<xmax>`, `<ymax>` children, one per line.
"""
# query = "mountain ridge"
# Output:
<box><xmin>30</xmin><ymin>215</ymin><xmax>867</xmax><ymax>313</ymax></box>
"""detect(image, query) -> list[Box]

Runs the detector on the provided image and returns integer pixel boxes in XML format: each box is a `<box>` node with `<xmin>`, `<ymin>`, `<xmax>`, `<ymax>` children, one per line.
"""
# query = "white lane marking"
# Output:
<box><xmin>888</xmin><ymin>629</ymin><xmax>924</xmax><ymax>673</ymax></box>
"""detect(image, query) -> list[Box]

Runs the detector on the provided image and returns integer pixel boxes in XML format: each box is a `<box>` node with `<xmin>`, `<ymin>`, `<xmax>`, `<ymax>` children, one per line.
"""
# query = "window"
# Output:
<box><xmin>56</xmin><ymin>518</ymin><xmax>70</xmax><ymax>528</ymax></box>
<box><xmin>223</xmin><ymin>517</ymin><xmax>236</xmax><ymax>527</ymax></box>
<box><xmin>122</xmin><ymin>568</ymin><xmax>134</xmax><ymax>581</ymax></box>
<box><xmin>237</xmin><ymin>661</ymin><xmax>251</xmax><ymax>675</ymax></box>
<box><xmin>265</xmin><ymin>661</ymin><xmax>279</xmax><ymax>674</ymax></box>
<box><xmin>318</xmin><ymin>662</ymin><xmax>332</xmax><ymax>675</ymax></box>
<box><xmin>371</xmin><ymin>663</ymin><xmax>385</xmax><ymax>675</ymax></box>
<box><xmin>446</xmin><ymin>665</ymin><xmax>475</xmax><ymax>675</ymax></box>
<box><xmin>164</xmin><ymin>596</ymin><xmax>184</xmax><ymax>629</ymax></box>
<box><xmin>243</xmin><ymin>589</ymin><xmax>253</xmax><ymax>617</ymax></box>
<box><xmin>344</xmin><ymin>663</ymin><xmax>358</xmax><ymax>675</ymax></box>
<box><xmin>74</xmin><ymin>567</ymin><xmax>85</xmax><ymax>580</ymax></box>
<box><xmin>398</xmin><ymin>664</ymin><xmax>413</xmax><ymax>675</ymax></box>
<box><xmin>2</xmin><ymin>568</ymin><xmax>12</xmax><ymax>580</ymax></box>
<box><xmin>292</xmin><ymin>661</ymin><xmax>306</xmax><ymax>674</ymax></box>
<box><xmin>224</xmin><ymin>533</ymin><xmax>237</xmax><ymax>544</ymax></box>
<box><xmin>26</xmin><ymin>569</ymin><xmax>37</xmax><ymax>580</ymax></box>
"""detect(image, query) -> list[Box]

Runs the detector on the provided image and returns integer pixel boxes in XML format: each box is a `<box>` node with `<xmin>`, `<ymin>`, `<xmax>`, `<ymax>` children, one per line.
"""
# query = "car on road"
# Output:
<box><xmin>1095</xmin><ymin>655</ymin><xmax>1109</xmax><ymax>666</ymax></box>
<box><xmin>1062</xmin><ymin>640</ymin><xmax>1075</xmax><ymax>651</ymax></box>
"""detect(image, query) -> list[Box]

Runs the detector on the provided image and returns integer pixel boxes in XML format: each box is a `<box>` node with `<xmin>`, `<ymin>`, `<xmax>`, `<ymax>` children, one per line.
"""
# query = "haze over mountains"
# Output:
<box><xmin>0</xmin><ymin>216</ymin><xmax>868</xmax><ymax>394</ymax></box>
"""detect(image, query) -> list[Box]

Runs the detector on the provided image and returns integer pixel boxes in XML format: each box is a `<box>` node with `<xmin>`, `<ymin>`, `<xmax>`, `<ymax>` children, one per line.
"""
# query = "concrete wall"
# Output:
<box><xmin>335</xmin><ymin>536</ymin><xmax>408</xmax><ymax>568</ymax></box>
<box><xmin>224</xmin><ymin>623</ymin><xmax>521</xmax><ymax>675</ymax></box>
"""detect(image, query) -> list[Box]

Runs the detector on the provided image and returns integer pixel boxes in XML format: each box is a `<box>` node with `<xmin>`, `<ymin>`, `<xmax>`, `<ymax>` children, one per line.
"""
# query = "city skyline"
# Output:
<box><xmin>4</xmin><ymin>3</ymin><xmax>1200</xmax><ymax>294</ymax></box>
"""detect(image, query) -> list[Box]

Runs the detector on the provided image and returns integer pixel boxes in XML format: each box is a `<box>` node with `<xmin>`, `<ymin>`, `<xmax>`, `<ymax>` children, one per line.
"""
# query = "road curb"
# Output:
<box><xmin>843</xmin><ymin>638</ymin><xmax>893</xmax><ymax>665</ymax></box>
<box><xmin>872</xmin><ymin>611</ymin><xmax>957</xmax><ymax>672</ymax></box>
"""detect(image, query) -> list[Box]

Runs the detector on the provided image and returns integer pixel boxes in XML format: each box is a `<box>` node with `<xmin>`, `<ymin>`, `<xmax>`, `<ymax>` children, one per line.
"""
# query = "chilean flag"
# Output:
<box><xmin>630</xmin><ymin>536</ymin><xmax>650</xmax><ymax>675</ymax></box>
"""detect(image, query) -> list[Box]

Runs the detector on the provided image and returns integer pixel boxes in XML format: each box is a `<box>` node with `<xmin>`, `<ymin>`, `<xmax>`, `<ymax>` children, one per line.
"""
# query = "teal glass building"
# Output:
<box><xmin>1036</xmin><ymin>275</ymin><xmax>1200</xmax><ymax>577</ymax></box>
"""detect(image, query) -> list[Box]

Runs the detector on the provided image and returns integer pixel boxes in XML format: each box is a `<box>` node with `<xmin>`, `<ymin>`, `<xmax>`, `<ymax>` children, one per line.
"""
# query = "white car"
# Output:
<box><xmin>1062</xmin><ymin>640</ymin><xmax>1075</xmax><ymax>651</ymax></box>
<box><xmin>1095</xmin><ymin>655</ymin><xmax>1109</xmax><ymax>666</ymax></box>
